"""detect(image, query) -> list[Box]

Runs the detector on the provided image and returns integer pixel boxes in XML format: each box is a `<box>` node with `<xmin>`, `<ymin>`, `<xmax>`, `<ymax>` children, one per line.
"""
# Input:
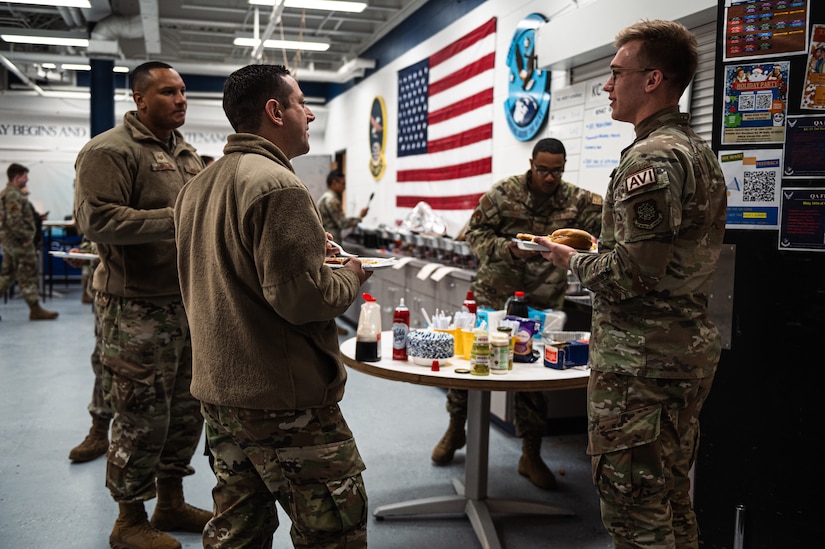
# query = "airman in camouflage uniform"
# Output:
<box><xmin>67</xmin><ymin>238</ymin><xmax>113</xmax><ymax>463</ymax></box>
<box><xmin>536</xmin><ymin>21</ymin><xmax>727</xmax><ymax>549</ymax></box>
<box><xmin>317</xmin><ymin>169</ymin><xmax>369</xmax><ymax>243</ymax></box>
<box><xmin>432</xmin><ymin>138</ymin><xmax>603</xmax><ymax>491</ymax></box>
<box><xmin>75</xmin><ymin>62</ymin><xmax>210</xmax><ymax>549</ymax></box>
<box><xmin>0</xmin><ymin>163</ymin><xmax>59</xmax><ymax>320</ymax></box>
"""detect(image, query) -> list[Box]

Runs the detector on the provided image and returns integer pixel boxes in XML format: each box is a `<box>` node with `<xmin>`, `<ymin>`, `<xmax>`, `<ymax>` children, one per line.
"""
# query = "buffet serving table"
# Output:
<box><xmin>340</xmin><ymin>332</ymin><xmax>590</xmax><ymax>549</ymax></box>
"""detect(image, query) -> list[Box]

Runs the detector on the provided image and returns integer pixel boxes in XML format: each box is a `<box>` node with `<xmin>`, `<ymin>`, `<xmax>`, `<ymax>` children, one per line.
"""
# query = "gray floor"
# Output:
<box><xmin>0</xmin><ymin>284</ymin><xmax>612</xmax><ymax>549</ymax></box>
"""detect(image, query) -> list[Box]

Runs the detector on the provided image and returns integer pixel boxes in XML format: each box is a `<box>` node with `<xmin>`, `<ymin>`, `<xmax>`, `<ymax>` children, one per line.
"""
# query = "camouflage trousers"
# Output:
<box><xmin>87</xmin><ymin>300</ymin><xmax>112</xmax><ymax>420</ymax></box>
<box><xmin>0</xmin><ymin>241</ymin><xmax>39</xmax><ymax>304</ymax></box>
<box><xmin>587</xmin><ymin>370</ymin><xmax>716</xmax><ymax>549</ymax></box>
<box><xmin>446</xmin><ymin>388</ymin><xmax>547</xmax><ymax>437</ymax></box>
<box><xmin>96</xmin><ymin>292</ymin><xmax>203</xmax><ymax>502</ymax></box>
<box><xmin>201</xmin><ymin>402</ymin><xmax>368</xmax><ymax>549</ymax></box>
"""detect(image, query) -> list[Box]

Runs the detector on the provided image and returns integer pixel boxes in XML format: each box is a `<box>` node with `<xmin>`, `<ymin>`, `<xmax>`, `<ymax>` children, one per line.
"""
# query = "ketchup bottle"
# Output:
<box><xmin>462</xmin><ymin>290</ymin><xmax>477</xmax><ymax>314</ymax></box>
<box><xmin>392</xmin><ymin>298</ymin><xmax>410</xmax><ymax>360</ymax></box>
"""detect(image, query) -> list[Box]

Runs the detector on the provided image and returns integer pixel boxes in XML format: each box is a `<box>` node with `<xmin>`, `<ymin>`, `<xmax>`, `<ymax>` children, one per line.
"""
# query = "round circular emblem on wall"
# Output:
<box><xmin>368</xmin><ymin>96</ymin><xmax>387</xmax><ymax>180</ymax></box>
<box><xmin>504</xmin><ymin>13</ymin><xmax>551</xmax><ymax>142</ymax></box>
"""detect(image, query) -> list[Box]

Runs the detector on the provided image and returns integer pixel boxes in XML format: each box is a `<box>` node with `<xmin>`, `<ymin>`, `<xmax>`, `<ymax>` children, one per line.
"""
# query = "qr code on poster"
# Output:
<box><xmin>742</xmin><ymin>170</ymin><xmax>775</xmax><ymax>202</ymax></box>
<box><xmin>739</xmin><ymin>93</ymin><xmax>755</xmax><ymax>111</ymax></box>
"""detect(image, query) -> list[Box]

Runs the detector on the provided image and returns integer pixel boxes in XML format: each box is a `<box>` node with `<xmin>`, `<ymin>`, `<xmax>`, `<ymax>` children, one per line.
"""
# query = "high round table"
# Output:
<box><xmin>340</xmin><ymin>332</ymin><xmax>590</xmax><ymax>549</ymax></box>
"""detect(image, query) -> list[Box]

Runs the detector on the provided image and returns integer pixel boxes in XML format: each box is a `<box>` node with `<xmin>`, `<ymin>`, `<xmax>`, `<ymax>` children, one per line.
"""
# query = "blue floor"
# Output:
<box><xmin>0</xmin><ymin>284</ymin><xmax>612</xmax><ymax>548</ymax></box>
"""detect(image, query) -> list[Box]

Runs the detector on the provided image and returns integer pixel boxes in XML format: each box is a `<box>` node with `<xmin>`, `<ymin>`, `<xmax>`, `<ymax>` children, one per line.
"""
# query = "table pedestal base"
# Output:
<box><xmin>374</xmin><ymin>477</ymin><xmax>572</xmax><ymax>549</ymax></box>
<box><xmin>372</xmin><ymin>390</ymin><xmax>573</xmax><ymax>549</ymax></box>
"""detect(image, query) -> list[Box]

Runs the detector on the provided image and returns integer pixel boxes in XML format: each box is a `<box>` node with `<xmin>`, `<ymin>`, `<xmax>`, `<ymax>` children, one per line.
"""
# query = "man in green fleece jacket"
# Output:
<box><xmin>175</xmin><ymin>64</ymin><xmax>372</xmax><ymax>549</ymax></box>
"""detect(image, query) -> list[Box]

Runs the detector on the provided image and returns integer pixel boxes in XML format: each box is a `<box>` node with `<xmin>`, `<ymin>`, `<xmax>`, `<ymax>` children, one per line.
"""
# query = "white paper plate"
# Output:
<box><xmin>513</xmin><ymin>238</ymin><xmax>549</xmax><ymax>252</ymax></box>
<box><xmin>49</xmin><ymin>251</ymin><xmax>99</xmax><ymax>260</ymax></box>
<box><xmin>326</xmin><ymin>257</ymin><xmax>398</xmax><ymax>270</ymax></box>
<box><xmin>512</xmin><ymin>238</ymin><xmax>596</xmax><ymax>252</ymax></box>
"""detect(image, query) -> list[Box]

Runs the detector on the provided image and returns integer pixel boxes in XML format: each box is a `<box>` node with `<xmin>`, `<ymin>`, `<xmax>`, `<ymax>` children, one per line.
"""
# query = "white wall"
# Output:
<box><xmin>1</xmin><ymin>0</ymin><xmax>717</xmax><ymax>232</ymax></box>
<box><xmin>318</xmin><ymin>0</ymin><xmax>716</xmax><ymax>237</ymax></box>
<box><xmin>0</xmin><ymin>92</ymin><xmax>233</xmax><ymax>219</ymax></box>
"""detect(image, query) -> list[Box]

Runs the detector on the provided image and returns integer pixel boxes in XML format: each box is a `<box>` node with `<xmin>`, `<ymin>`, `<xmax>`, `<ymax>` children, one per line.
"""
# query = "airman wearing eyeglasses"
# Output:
<box><xmin>535</xmin><ymin>20</ymin><xmax>727</xmax><ymax>549</ymax></box>
<box><xmin>431</xmin><ymin>137</ymin><xmax>603</xmax><ymax>490</ymax></box>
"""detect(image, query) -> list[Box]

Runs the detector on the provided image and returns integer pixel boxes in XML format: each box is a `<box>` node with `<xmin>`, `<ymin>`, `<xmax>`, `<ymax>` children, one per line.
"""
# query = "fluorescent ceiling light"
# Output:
<box><xmin>61</xmin><ymin>63</ymin><xmax>91</xmax><ymax>71</ymax></box>
<box><xmin>1</xmin><ymin>33</ymin><xmax>89</xmax><ymax>48</ymax></box>
<box><xmin>4</xmin><ymin>1</ymin><xmax>92</xmax><ymax>8</ymax></box>
<box><xmin>249</xmin><ymin>0</ymin><xmax>367</xmax><ymax>13</ymax></box>
<box><xmin>46</xmin><ymin>63</ymin><xmax>129</xmax><ymax>72</ymax></box>
<box><xmin>234</xmin><ymin>37</ymin><xmax>329</xmax><ymax>52</ymax></box>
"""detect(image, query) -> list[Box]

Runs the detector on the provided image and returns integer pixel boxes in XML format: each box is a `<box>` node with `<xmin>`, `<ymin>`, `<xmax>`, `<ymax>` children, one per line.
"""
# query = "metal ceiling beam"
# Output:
<box><xmin>138</xmin><ymin>0</ymin><xmax>161</xmax><ymax>55</ymax></box>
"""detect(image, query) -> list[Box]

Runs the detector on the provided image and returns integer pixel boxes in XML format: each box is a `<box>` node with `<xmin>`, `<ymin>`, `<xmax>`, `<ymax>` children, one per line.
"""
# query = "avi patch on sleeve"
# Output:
<box><xmin>625</xmin><ymin>167</ymin><xmax>657</xmax><ymax>193</ymax></box>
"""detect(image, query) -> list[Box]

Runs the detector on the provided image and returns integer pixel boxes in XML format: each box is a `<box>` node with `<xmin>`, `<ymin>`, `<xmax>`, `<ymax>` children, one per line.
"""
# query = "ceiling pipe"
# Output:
<box><xmin>1</xmin><ymin>51</ymin><xmax>375</xmax><ymax>84</ymax></box>
<box><xmin>252</xmin><ymin>0</ymin><xmax>286</xmax><ymax>61</ymax></box>
<box><xmin>0</xmin><ymin>54</ymin><xmax>45</xmax><ymax>96</ymax></box>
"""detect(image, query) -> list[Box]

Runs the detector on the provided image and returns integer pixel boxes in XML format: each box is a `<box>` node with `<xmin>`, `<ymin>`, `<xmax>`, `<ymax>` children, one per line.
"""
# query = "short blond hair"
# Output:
<box><xmin>615</xmin><ymin>20</ymin><xmax>698</xmax><ymax>94</ymax></box>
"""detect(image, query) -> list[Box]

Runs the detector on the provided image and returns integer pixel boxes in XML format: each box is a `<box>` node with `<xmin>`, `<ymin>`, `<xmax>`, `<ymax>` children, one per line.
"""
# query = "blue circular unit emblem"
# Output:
<box><xmin>504</xmin><ymin>13</ymin><xmax>551</xmax><ymax>141</ymax></box>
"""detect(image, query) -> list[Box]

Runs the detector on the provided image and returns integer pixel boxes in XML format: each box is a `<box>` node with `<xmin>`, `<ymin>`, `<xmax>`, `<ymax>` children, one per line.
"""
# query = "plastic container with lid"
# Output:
<box><xmin>470</xmin><ymin>328</ymin><xmax>490</xmax><ymax>376</ymax></box>
<box><xmin>489</xmin><ymin>330</ymin><xmax>510</xmax><ymax>374</ymax></box>
<box><xmin>355</xmin><ymin>293</ymin><xmax>382</xmax><ymax>362</ymax></box>
<box><xmin>504</xmin><ymin>290</ymin><xmax>529</xmax><ymax>318</ymax></box>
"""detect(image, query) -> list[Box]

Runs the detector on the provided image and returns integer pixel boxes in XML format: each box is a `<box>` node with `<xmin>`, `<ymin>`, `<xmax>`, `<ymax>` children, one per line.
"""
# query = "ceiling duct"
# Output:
<box><xmin>87</xmin><ymin>15</ymin><xmax>145</xmax><ymax>58</ymax></box>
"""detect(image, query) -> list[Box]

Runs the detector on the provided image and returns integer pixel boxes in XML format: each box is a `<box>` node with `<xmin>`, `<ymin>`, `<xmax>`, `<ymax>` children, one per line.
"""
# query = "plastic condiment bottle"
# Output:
<box><xmin>490</xmin><ymin>330</ymin><xmax>510</xmax><ymax>374</ymax></box>
<box><xmin>355</xmin><ymin>293</ymin><xmax>382</xmax><ymax>362</ymax></box>
<box><xmin>470</xmin><ymin>328</ymin><xmax>490</xmax><ymax>376</ymax></box>
<box><xmin>462</xmin><ymin>290</ymin><xmax>477</xmax><ymax>314</ymax></box>
<box><xmin>505</xmin><ymin>290</ymin><xmax>529</xmax><ymax>318</ymax></box>
<box><xmin>392</xmin><ymin>298</ymin><xmax>410</xmax><ymax>360</ymax></box>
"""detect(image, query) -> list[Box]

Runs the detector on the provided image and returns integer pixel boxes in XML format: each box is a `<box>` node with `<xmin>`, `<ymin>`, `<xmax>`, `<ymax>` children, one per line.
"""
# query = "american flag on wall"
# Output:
<box><xmin>396</xmin><ymin>18</ymin><xmax>497</xmax><ymax>234</ymax></box>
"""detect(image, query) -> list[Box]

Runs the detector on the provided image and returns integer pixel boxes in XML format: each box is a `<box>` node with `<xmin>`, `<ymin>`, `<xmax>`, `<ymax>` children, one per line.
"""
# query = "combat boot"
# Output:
<box><xmin>110</xmin><ymin>501</ymin><xmax>181</xmax><ymax>549</ymax></box>
<box><xmin>69</xmin><ymin>415</ymin><xmax>110</xmax><ymax>462</ymax></box>
<box><xmin>517</xmin><ymin>433</ymin><xmax>557</xmax><ymax>489</ymax></box>
<box><xmin>28</xmin><ymin>301</ymin><xmax>59</xmax><ymax>320</ymax></box>
<box><xmin>150</xmin><ymin>477</ymin><xmax>212</xmax><ymax>533</ymax></box>
<box><xmin>431</xmin><ymin>415</ymin><xmax>466</xmax><ymax>465</ymax></box>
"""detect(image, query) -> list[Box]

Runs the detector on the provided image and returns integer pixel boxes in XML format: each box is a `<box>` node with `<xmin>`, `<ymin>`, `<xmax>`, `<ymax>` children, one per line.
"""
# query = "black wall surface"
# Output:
<box><xmin>695</xmin><ymin>2</ymin><xmax>824</xmax><ymax>547</ymax></box>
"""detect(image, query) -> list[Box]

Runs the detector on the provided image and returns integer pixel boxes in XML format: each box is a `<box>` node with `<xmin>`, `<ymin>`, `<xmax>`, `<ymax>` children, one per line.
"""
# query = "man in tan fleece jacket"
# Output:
<box><xmin>175</xmin><ymin>64</ymin><xmax>372</xmax><ymax>548</ymax></box>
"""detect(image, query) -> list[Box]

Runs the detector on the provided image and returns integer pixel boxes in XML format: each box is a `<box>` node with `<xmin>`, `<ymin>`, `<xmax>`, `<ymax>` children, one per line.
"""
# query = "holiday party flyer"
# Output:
<box><xmin>723</xmin><ymin>61</ymin><xmax>790</xmax><ymax>144</ymax></box>
<box><xmin>800</xmin><ymin>23</ymin><xmax>825</xmax><ymax>110</ymax></box>
<box><xmin>724</xmin><ymin>0</ymin><xmax>809</xmax><ymax>61</ymax></box>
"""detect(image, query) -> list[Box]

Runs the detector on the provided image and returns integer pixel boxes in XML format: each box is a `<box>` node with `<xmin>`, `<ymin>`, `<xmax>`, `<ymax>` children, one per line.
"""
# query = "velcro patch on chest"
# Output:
<box><xmin>625</xmin><ymin>167</ymin><xmax>657</xmax><ymax>193</ymax></box>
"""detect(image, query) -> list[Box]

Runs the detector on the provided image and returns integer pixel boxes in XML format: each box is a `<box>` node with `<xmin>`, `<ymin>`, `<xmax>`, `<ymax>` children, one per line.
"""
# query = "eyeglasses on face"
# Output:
<box><xmin>609</xmin><ymin>67</ymin><xmax>667</xmax><ymax>81</ymax></box>
<box><xmin>533</xmin><ymin>166</ymin><xmax>564</xmax><ymax>178</ymax></box>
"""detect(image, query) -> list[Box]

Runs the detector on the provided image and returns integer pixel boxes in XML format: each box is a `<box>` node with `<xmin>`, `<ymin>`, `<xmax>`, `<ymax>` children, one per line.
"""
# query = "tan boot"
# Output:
<box><xmin>28</xmin><ymin>302</ymin><xmax>59</xmax><ymax>320</ymax></box>
<box><xmin>110</xmin><ymin>501</ymin><xmax>181</xmax><ymax>549</ymax></box>
<box><xmin>150</xmin><ymin>477</ymin><xmax>212</xmax><ymax>533</ymax></box>
<box><xmin>69</xmin><ymin>415</ymin><xmax>110</xmax><ymax>462</ymax></box>
<box><xmin>517</xmin><ymin>433</ymin><xmax>557</xmax><ymax>489</ymax></box>
<box><xmin>431</xmin><ymin>415</ymin><xmax>466</xmax><ymax>465</ymax></box>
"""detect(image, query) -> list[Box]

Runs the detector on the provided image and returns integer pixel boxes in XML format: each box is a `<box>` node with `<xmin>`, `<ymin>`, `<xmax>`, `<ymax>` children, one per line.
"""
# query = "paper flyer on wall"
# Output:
<box><xmin>722</xmin><ymin>61</ymin><xmax>790</xmax><ymax>144</ymax></box>
<box><xmin>779</xmin><ymin>187</ymin><xmax>825</xmax><ymax>251</ymax></box>
<box><xmin>783</xmin><ymin>114</ymin><xmax>825</xmax><ymax>178</ymax></box>
<box><xmin>801</xmin><ymin>23</ymin><xmax>825</xmax><ymax>110</ymax></box>
<box><xmin>723</xmin><ymin>0</ymin><xmax>810</xmax><ymax>62</ymax></box>
<box><xmin>719</xmin><ymin>149</ymin><xmax>783</xmax><ymax>229</ymax></box>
